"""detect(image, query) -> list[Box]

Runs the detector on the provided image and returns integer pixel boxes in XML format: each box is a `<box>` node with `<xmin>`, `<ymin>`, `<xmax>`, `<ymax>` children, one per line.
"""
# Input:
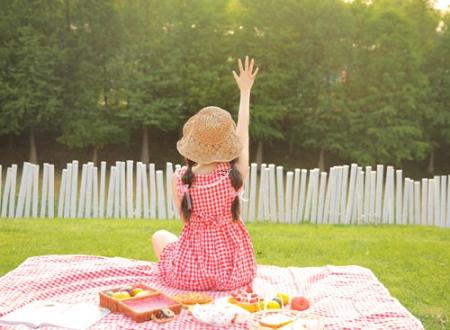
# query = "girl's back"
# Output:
<box><xmin>157</xmin><ymin>162</ymin><xmax>256</xmax><ymax>291</ymax></box>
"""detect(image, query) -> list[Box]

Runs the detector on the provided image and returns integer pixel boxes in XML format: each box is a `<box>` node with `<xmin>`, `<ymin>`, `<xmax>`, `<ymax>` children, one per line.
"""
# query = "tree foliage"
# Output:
<box><xmin>0</xmin><ymin>0</ymin><xmax>447</xmax><ymax>169</ymax></box>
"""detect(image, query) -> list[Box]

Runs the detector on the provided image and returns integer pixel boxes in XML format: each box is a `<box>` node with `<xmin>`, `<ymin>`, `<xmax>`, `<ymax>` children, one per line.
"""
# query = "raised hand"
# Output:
<box><xmin>232</xmin><ymin>56</ymin><xmax>259</xmax><ymax>93</ymax></box>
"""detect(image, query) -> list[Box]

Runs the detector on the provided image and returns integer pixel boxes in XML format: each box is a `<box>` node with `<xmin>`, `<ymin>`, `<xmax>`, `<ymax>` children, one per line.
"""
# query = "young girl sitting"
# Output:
<box><xmin>152</xmin><ymin>56</ymin><xmax>259</xmax><ymax>291</ymax></box>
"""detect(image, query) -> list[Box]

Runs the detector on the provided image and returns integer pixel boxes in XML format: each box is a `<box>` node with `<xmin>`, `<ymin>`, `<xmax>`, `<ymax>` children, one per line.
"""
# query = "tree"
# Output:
<box><xmin>57</xmin><ymin>0</ymin><xmax>127</xmax><ymax>163</ymax></box>
<box><xmin>286</xmin><ymin>0</ymin><xmax>353</xmax><ymax>170</ymax></box>
<box><xmin>114</xmin><ymin>0</ymin><xmax>182</xmax><ymax>164</ymax></box>
<box><xmin>423</xmin><ymin>13</ymin><xmax>450</xmax><ymax>173</ymax></box>
<box><xmin>342</xmin><ymin>4</ymin><xmax>429</xmax><ymax>165</ymax></box>
<box><xmin>0</xmin><ymin>0</ymin><xmax>65</xmax><ymax>163</ymax></box>
<box><xmin>229</xmin><ymin>0</ymin><xmax>299</xmax><ymax>164</ymax></box>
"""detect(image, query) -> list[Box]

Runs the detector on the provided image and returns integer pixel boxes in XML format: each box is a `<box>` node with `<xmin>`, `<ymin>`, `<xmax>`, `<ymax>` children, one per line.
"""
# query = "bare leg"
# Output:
<box><xmin>151</xmin><ymin>230</ymin><xmax>178</xmax><ymax>260</ymax></box>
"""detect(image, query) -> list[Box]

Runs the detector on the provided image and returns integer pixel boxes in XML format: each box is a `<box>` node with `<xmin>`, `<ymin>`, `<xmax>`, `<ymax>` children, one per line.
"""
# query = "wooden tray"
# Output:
<box><xmin>99</xmin><ymin>283</ymin><xmax>181</xmax><ymax>323</ymax></box>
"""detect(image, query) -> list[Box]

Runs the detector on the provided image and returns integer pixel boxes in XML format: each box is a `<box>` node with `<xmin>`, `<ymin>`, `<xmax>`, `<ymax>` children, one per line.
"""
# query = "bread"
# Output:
<box><xmin>258</xmin><ymin>314</ymin><xmax>294</xmax><ymax>329</ymax></box>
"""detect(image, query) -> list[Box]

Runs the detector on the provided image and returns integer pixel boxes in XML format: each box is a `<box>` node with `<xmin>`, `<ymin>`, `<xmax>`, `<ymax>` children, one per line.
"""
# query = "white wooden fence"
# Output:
<box><xmin>0</xmin><ymin>161</ymin><xmax>449</xmax><ymax>227</ymax></box>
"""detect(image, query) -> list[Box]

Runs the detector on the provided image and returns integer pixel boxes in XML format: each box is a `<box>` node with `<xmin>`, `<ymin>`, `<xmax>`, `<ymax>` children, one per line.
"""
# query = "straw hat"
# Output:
<box><xmin>176</xmin><ymin>106</ymin><xmax>242</xmax><ymax>164</ymax></box>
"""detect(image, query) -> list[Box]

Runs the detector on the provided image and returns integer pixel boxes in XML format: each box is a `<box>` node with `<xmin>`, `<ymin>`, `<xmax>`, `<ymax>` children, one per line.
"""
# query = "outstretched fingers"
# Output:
<box><xmin>252</xmin><ymin>66</ymin><xmax>259</xmax><ymax>77</ymax></box>
<box><xmin>232</xmin><ymin>70</ymin><xmax>239</xmax><ymax>83</ymax></box>
<box><xmin>238</xmin><ymin>58</ymin><xmax>244</xmax><ymax>73</ymax></box>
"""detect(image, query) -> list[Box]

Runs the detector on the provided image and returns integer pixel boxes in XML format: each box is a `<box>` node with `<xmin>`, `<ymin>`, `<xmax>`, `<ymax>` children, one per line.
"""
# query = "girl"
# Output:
<box><xmin>152</xmin><ymin>56</ymin><xmax>259</xmax><ymax>291</ymax></box>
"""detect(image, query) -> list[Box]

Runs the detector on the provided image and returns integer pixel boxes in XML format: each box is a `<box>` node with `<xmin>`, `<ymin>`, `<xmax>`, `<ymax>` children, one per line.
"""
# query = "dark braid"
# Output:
<box><xmin>229</xmin><ymin>158</ymin><xmax>243</xmax><ymax>221</ymax></box>
<box><xmin>181</xmin><ymin>158</ymin><xmax>195</xmax><ymax>222</ymax></box>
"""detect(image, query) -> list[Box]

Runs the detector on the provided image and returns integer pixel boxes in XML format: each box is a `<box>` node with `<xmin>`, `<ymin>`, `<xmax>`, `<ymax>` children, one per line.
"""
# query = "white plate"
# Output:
<box><xmin>191</xmin><ymin>297</ymin><xmax>251</xmax><ymax>326</ymax></box>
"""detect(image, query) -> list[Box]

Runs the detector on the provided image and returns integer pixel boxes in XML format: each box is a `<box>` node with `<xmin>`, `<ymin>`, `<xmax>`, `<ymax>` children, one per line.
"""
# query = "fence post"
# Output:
<box><xmin>48</xmin><ymin>164</ymin><xmax>54</xmax><ymax>218</ymax></box>
<box><xmin>85</xmin><ymin>162</ymin><xmax>93</xmax><ymax>218</ymax></box>
<box><xmin>114</xmin><ymin>164</ymin><xmax>121</xmax><ymax>218</ymax></box>
<box><xmin>427</xmin><ymin>179</ymin><xmax>434</xmax><ymax>226</ymax></box>
<box><xmin>276</xmin><ymin>166</ymin><xmax>284</xmax><ymax>223</ymax></box>
<box><xmin>77</xmin><ymin>164</ymin><xmax>87</xmax><ymax>218</ymax></box>
<box><xmin>92</xmin><ymin>166</ymin><xmax>98</xmax><ymax>218</ymax></box>
<box><xmin>126</xmin><ymin>160</ymin><xmax>134</xmax><ymax>218</ymax></box>
<box><xmin>345</xmin><ymin>164</ymin><xmax>357</xmax><ymax>224</ymax></box>
<box><xmin>297</xmin><ymin>169</ymin><xmax>307</xmax><ymax>223</ymax></box>
<box><xmin>249</xmin><ymin>163</ymin><xmax>258</xmax><ymax>222</ymax></box>
<box><xmin>31</xmin><ymin>164</ymin><xmax>39</xmax><ymax>218</ymax></box>
<box><xmin>414</xmin><ymin>181</ymin><xmax>420</xmax><ymax>225</ymax></box>
<box><xmin>149</xmin><ymin>164</ymin><xmax>156</xmax><ymax>219</ymax></box>
<box><xmin>355</xmin><ymin>168</ymin><xmax>364</xmax><ymax>224</ymax></box>
<box><xmin>396</xmin><ymin>170</ymin><xmax>402</xmax><ymax>224</ymax></box>
<box><xmin>402</xmin><ymin>178</ymin><xmax>410</xmax><ymax>225</ymax></box>
<box><xmin>285</xmin><ymin>171</ymin><xmax>293</xmax><ymax>224</ymax></box>
<box><xmin>317</xmin><ymin>172</ymin><xmax>327</xmax><ymax>224</ymax></box>
<box><xmin>323</xmin><ymin>167</ymin><xmax>332</xmax><ymax>224</ymax></box>
<box><xmin>268</xmin><ymin>164</ymin><xmax>277</xmax><ymax>223</ymax></box>
<box><xmin>165</xmin><ymin>163</ymin><xmax>174</xmax><ymax>220</ymax></box>
<box><xmin>339</xmin><ymin>165</ymin><xmax>349</xmax><ymax>222</ymax></box>
<box><xmin>310</xmin><ymin>169</ymin><xmax>320</xmax><ymax>224</ymax></box>
<box><xmin>433</xmin><ymin>176</ymin><xmax>440</xmax><ymax>227</ymax></box>
<box><xmin>375</xmin><ymin>165</ymin><xmax>384</xmax><ymax>224</ymax></box>
<box><xmin>369</xmin><ymin>171</ymin><xmax>376</xmax><ymax>224</ymax></box>
<box><xmin>263</xmin><ymin>167</ymin><xmax>270</xmax><ymax>220</ymax></box>
<box><xmin>142</xmin><ymin>163</ymin><xmax>150</xmax><ymax>219</ymax></box>
<box><xmin>106</xmin><ymin>166</ymin><xmax>115</xmax><ymax>218</ymax></box>
<box><xmin>40</xmin><ymin>164</ymin><xmax>48</xmax><ymax>218</ymax></box>
<box><xmin>156</xmin><ymin>170</ymin><xmax>166</xmax><ymax>219</ymax></box>
<box><xmin>70</xmin><ymin>160</ymin><xmax>78</xmax><ymax>218</ymax></box>
<box><xmin>1</xmin><ymin>167</ymin><xmax>10</xmax><ymax>217</ymax></box>
<box><xmin>382</xmin><ymin>166</ymin><xmax>394</xmax><ymax>224</ymax></box>
<box><xmin>304</xmin><ymin>169</ymin><xmax>313</xmax><ymax>222</ymax></box>
<box><xmin>119</xmin><ymin>162</ymin><xmax>126</xmax><ymax>218</ymax></box>
<box><xmin>57</xmin><ymin>169</ymin><xmax>67</xmax><ymax>218</ymax></box>
<box><xmin>24</xmin><ymin>163</ymin><xmax>34</xmax><ymax>218</ymax></box>
<box><xmin>135</xmin><ymin>162</ymin><xmax>142</xmax><ymax>219</ymax></box>
<box><xmin>15</xmin><ymin>162</ymin><xmax>29</xmax><ymax>218</ymax></box>
<box><xmin>421</xmin><ymin>178</ymin><xmax>428</xmax><ymax>226</ymax></box>
<box><xmin>447</xmin><ymin>175</ymin><xmax>450</xmax><ymax>228</ymax></box>
<box><xmin>257</xmin><ymin>164</ymin><xmax>267</xmax><ymax>221</ymax></box>
<box><xmin>99</xmin><ymin>161</ymin><xmax>106</xmax><ymax>218</ymax></box>
<box><xmin>440</xmin><ymin>176</ymin><xmax>446</xmax><ymax>227</ymax></box>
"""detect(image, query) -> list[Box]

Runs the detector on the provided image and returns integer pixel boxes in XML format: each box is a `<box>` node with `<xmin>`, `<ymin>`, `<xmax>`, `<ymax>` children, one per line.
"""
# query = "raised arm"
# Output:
<box><xmin>232</xmin><ymin>56</ymin><xmax>259</xmax><ymax>181</ymax></box>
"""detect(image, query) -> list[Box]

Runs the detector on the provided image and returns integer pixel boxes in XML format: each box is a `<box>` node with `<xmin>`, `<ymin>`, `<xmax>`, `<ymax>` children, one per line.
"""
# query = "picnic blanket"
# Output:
<box><xmin>0</xmin><ymin>255</ymin><xmax>423</xmax><ymax>329</ymax></box>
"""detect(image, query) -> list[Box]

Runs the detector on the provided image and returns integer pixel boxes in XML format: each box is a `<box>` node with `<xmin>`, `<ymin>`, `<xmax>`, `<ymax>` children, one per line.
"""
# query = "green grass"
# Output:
<box><xmin>0</xmin><ymin>219</ymin><xmax>448</xmax><ymax>329</ymax></box>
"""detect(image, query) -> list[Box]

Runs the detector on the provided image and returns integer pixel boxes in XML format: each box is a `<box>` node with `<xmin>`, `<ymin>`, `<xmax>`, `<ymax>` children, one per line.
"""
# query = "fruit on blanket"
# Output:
<box><xmin>276</xmin><ymin>292</ymin><xmax>289</xmax><ymax>305</ymax></box>
<box><xmin>112</xmin><ymin>291</ymin><xmax>131</xmax><ymax>299</ymax></box>
<box><xmin>132</xmin><ymin>288</ymin><xmax>143</xmax><ymax>296</ymax></box>
<box><xmin>272</xmin><ymin>297</ymin><xmax>283</xmax><ymax>307</ymax></box>
<box><xmin>134</xmin><ymin>290</ymin><xmax>153</xmax><ymax>298</ymax></box>
<box><xmin>266</xmin><ymin>300</ymin><xmax>281</xmax><ymax>309</ymax></box>
<box><xmin>291</xmin><ymin>296</ymin><xmax>310</xmax><ymax>311</ymax></box>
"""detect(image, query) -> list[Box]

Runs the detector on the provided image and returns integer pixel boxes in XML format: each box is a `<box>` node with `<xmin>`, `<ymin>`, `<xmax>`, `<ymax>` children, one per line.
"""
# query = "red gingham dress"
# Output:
<box><xmin>157</xmin><ymin>162</ymin><xmax>257</xmax><ymax>291</ymax></box>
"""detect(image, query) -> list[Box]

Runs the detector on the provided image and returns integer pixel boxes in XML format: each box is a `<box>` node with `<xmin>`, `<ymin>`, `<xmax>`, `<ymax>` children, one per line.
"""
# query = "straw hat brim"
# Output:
<box><xmin>177</xmin><ymin>133</ymin><xmax>242</xmax><ymax>164</ymax></box>
<box><xmin>176</xmin><ymin>106</ymin><xmax>243</xmax><ymax>164</ymax></box>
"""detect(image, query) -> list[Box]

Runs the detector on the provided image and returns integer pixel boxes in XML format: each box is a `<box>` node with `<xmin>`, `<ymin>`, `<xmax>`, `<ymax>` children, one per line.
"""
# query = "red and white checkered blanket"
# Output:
<box><xmin>0</xmin><ymin>255</ymin><xmax>423</xmax><ymax>329</ymax></box>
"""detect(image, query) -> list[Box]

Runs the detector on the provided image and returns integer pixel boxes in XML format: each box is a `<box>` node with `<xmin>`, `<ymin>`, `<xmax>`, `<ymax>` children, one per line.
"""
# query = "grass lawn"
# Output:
<box><xmin>0</xmin><ymin>219</ymin><xmax>448</xmax><ymax>329</ymax></box>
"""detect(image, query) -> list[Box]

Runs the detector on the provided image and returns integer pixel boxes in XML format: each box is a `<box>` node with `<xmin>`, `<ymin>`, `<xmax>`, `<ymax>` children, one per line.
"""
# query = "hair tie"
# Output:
<box><xmin>234</xmin><ymin>189</ymin><xmax>248</xmax><ymax>202</ymax></box>
<box><xmin>181</xmin><ymin>184</ymin><xmax>190</xmax><ymax>194</ymax></box>
<box><xmin>181</xmin><ymin>184</ymin><xmax>192</xmax><ymax>210</ymax></box>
